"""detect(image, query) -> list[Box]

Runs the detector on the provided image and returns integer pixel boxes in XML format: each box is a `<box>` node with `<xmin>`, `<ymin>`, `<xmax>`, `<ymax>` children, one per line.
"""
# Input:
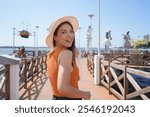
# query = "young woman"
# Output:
<box><xmin>123</xmin><ymin>31</ymin><xmax>131</xmax><ymax>49</ymax></box>
<box><xmin>46</xmin><ymin>16</ymin><xmax>91</xmax><ymax>100</ymax></box>
<box><xmin>105</xmin><ymin>30</ymin><xmax>112</xmax><ymax>52</ymax></box>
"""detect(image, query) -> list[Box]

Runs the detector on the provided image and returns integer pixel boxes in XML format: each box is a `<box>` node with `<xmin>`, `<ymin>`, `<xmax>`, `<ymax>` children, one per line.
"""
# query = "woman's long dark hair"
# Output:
<box><xmin>53</xmin><ymin>21</ymin><xmax>76</xmax><ymax>64</ymax></box>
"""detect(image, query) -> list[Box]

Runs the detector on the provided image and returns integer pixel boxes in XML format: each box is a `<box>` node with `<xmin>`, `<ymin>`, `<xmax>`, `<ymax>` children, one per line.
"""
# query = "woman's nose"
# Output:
<box><xmin>67</xmin><ymin>32</ymin><xmax>72</xmax><ymax>38</ymax></box>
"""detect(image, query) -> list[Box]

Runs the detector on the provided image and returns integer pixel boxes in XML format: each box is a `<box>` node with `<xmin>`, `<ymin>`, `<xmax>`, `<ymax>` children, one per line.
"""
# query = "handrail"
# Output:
<box><xmin>0</xmin><ymin>66</ymin><xmax>9</xmax><ymax>99</ymax></box>
<box><xmin>0</xmin><ymin>51</ymin><xmax>48</xmax><ymax>100</ymax></box>
<box><xmin>86</xmin><ymin>52</ymin><xmax>150</xmax><ymax>100</ymax></box>
<box><xmin>100</xmin><ymin>59</ymin><xmax>150</xmax><ymax>100</ymax></box>
<box><xmin>19</xmin><ymin>54</ymin><xmax>47</xmax><ymax>89</ymax></box>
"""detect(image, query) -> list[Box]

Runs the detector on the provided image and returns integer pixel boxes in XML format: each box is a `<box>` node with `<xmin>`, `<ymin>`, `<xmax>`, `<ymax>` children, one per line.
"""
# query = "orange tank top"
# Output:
<box><xmin>47</xmin><ymin>47</ymin><xmax>79</xmax><ymax>96</ymax></box>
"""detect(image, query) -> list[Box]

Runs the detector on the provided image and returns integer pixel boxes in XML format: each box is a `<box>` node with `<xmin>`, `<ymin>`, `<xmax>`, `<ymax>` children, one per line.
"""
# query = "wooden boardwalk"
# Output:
<box><xmin>19</xmin><ymin>57</ymin><xmax>117</xmax><ymax>100</ymax></box>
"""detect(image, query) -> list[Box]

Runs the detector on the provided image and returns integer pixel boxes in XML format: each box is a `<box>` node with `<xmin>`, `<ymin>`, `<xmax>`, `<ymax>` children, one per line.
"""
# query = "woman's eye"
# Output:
<box><xmin>62</xmin><ymin>31</ymin><xmax>65</xmax><ymax>34</ymax></box>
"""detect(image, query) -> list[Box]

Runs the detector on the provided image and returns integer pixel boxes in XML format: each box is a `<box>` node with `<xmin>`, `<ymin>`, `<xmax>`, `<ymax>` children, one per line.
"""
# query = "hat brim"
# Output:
<box><xmin>46</xmin><ymin>16</ymin><xmax>79</xmax><ymax>48</ymax></box>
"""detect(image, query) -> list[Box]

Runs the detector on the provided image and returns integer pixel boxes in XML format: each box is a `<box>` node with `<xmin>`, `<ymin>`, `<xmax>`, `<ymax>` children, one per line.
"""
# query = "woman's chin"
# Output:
<box><xmin>65</xmin><ymin>44</ymin><xmax>72</xmax><ymax>48</ymax></box>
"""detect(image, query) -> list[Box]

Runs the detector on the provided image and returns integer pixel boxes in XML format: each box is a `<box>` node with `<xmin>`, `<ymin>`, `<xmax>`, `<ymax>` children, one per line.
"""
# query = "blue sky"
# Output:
<box><xmin>0</xmin><ymin>0</ymin><xmax>150</xmax><ymax>48</ymax></box>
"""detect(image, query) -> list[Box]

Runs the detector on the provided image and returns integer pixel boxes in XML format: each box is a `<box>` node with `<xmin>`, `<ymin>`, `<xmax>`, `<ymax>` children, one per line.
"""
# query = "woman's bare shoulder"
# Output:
<box><xmin>60</xmin><ymin>49</ymin><xmax>72</xmax><ymax>56</ymax></box>
<box><xmin>58</xmin><ymin>49</ymin><xmax>73</xmax><ymax>64</ymax></box>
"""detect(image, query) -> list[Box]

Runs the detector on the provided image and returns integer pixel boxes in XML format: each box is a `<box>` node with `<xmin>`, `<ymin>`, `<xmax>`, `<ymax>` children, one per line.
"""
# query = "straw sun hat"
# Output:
<box><xmin>46</xmin><ymin>16</ymin><xmax>79</xmax><ymax>48</ymax></box>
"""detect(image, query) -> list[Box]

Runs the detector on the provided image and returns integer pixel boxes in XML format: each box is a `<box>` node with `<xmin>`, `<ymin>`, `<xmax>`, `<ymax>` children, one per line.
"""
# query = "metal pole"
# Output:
<box><xmin>13</xmin><ymin>28</ymin><xmax>15</xmax><ymax>50</ymax></box>
<box><xmin>88</xmin><ymin>14</ymin><xmax>94</xmax><ymax>52</ymax></box>
<box><xmin>35</xmin><ymin>26</ymin><xmax>39</xmax><ymax>48</ymax></box>
<box><xmin>98</xmin><ymin>0</ymin><xmax>101</xmax><ymax>55</ymax></box>
<box><xmin>33</xmin><ymin>31</ymin><xmax>36</xmax><ymax>48</ymax></box>
<box><xmin>88</xmin><ymin>14</ymin><xmax>94</xmax><ymax>26</ymax></box>
<box><xmin>35</xmin><ymin>26</ymin><xmax>39</xmax><ymax>56</ymax></box>
<box><xmin>94</xmin><ymin>0</ymin><xmax>102</xmax><ymax>85</ymax></box>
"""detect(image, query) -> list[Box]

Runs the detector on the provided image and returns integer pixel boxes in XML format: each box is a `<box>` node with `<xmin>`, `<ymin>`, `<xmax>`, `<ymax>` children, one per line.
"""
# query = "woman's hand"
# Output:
<box><xmin>82</xmin><ymin>91</ymin><xmax>91</xmax><ymax>100</ymax></box>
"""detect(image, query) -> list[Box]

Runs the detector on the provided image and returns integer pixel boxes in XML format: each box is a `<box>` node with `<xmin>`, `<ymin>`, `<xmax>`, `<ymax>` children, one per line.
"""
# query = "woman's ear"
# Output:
<box><xmin>53</xmin><ymin>35</ymin><xmax>57</xmax><ymax>42</ymax></box>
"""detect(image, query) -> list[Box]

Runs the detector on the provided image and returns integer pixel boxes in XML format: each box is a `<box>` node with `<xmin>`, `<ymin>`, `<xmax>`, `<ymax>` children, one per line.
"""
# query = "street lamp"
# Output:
<box><xmin>88</xmin><ymin>14</ymin><xmax>94</xmax><ymax>27</ymax></box>
<box><xmin>98</xmin><ymin>0</ymin><xmax>101</xmax><ymax>55</ymax></box>
<box><xmin>93</xmin><ymin>0</ymin><xmax>101</xmax><ymax>85</ymax></box>
<box><xmin>88</xmin><ymin>14</ymin><xmax>94</xmax><ymax>51</ymax></box>
<box><xmin>35</xmin><ymin>26</ymin><xmax>39</xmax><ymax>56</ymax></box>
<box><xmin>35</xmin><ymin>26</ymin><xmax>39</xmax><ymax>48</ymax></box>
<box><xmin>33</xmin><ymin>31</ymin><xmax>36</xmax><ymax>48</ymax></box>
<box><xmin>13</xmin><ymin>28</ymin><xmax>16</xmax><ymax>50</ymax></box>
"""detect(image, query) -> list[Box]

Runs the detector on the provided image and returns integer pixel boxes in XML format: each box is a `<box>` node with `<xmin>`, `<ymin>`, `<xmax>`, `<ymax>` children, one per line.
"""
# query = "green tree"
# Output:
<box><xmin>133</xmin><ymin>39</ymin><xmax>147</xmax><ymax>49</ymax></box>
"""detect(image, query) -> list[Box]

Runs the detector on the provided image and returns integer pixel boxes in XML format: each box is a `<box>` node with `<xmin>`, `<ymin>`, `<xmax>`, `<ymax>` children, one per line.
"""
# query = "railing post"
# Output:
<box><xmin>10</xmin><ymin>64</ymin><xmax>20</xmax><ymax>100</ymax></box>
<box><xmin>124</xmin><ymin>65</ymin><xmax>128</xmax><ymax>100</ymax></box>
<box><xmin>0</xmin><ymin>55</ymin><xmax>21</xmax><ymax>100</ymax></box>
<box><xmin>29</xmin><ymin>58</ymin><xmax>34</xmax><ymax>82</ymax></box>
<box><xmin>34</xmin><ymin>56</ymin><xmax>39</xmax><ymax>77</ymax></box>
<box><xmin>5</xmin><ymin>65</ymin><xmax>10</xmax><ymax>99</ymax></box>
<box><xmin>108</xmin><ymin>61</ymin><xmax>112</xmax><ymax>94</ymax></box>
<box><xmin>23</xmin><ymin>59</ymin><xmax>27</xmax><ymax>89</ymax></box>
<box><xmin>99</xmin><ymin>58</ymin><xmax>102</xmax><ymax>85</ymax></box>
<box><xmin>94</xmin><ymin>55</ymin><xmax>104</xmax><ymax>85</ymax></box>
<box><xmin>40</xmin><ymin>56</ymin><xmax>43</xmax><ymax>73</ymax></box>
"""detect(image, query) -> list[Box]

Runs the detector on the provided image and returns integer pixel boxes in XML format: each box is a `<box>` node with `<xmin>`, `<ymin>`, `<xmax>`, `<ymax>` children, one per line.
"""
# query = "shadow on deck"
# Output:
<box><xmin>19</xmin><ymin>57</ymin><xmax>117</xmax><ymax>100</ymax></box>
<box><xmin>19</xmin><ymin>72</ymin><xmax>50</xmax><ymax>100</ymax></box>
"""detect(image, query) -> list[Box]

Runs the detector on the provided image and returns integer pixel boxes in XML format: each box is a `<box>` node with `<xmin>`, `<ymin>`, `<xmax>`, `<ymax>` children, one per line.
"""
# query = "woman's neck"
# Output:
<box><xmin>55</xmin><ymin>45</ymin><xmax>68</xmax><ymax>49</ymax></box>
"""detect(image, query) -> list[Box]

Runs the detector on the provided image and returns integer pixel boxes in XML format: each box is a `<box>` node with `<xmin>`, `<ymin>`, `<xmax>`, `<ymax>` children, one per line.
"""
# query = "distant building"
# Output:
<box><xmin>144</xmin><ymin>34</ymin><xmax>150</xmax><ymax>43</ymax></box>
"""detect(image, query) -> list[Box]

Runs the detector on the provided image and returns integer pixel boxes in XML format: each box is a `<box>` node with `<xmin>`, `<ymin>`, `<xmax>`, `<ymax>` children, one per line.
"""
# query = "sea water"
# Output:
<box><xmin>0</xmin><ymin>47</ymin><xmax>14</xmax><ymax>55</ymax></box>
<box><xmin>0</xmin><ymin>47</ymin><xmax>50</xmax><ymax>55</ymax></box>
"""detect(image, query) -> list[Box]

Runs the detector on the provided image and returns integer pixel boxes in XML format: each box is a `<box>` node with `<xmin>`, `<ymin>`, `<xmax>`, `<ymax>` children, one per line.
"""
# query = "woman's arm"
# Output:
<box><xmin>57</xmin><ymin>50</ymin><xmax>91</xmax><ymax>100</ymax></box>
<box><xmin>75</xmin><ymin>46</ymin><xmax>79</xmax><ymax>57</ymax></box>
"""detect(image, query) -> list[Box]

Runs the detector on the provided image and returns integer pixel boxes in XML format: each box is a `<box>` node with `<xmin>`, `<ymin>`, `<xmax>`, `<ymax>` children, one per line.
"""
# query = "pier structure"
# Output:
<box><xmin>87</xmin><ymin>50</ymin><xmax>150</xmax><ymax>100</ymax></box>
<box><xmin>0</xmin><ymin>49</ymin><xmax>150</xmax><ymax>100</ymax></box>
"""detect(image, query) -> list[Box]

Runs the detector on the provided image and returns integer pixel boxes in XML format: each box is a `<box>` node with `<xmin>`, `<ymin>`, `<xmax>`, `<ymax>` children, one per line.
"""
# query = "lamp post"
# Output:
<box><xmin>35</xmin><ymin>26</ymin><xmax>39</xmax><ymax>56</ymax></box>
<box><xmin>35</xmin><ymin>26</ymin><xmax>39</xmax><ymax>48</ymax></box>
<box><xmin>88</xmin><ymin>14</ymin><xmax>94</xmax><ymax>51</ymax></box>
<box><xmin>13</xmin><ymin>28</ymin><xmax>16</xmax><ymax>50</ymax></box>
<box><xmin>98</xmin><ymin>0</ymin><xmax>101</xmax><ymax>55</ymax></box>
<box><xmin>94</xmin><ymin>0</ymin><xmax>102</xmax><ymax>85</ymax></box>
<box><xmin>33</xmin><ymin>31</ymin><xmax>36</xmax><ymax>48</ymax></box>
<box><xmin>88</xmin><ymin>14</ymin><xmax>94</xmax><ymax>27</ymax></box>
<box><xmin>78</xmin><ymin>27</ymin><xmax>81</xmax><ymax>49</ymax></box>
